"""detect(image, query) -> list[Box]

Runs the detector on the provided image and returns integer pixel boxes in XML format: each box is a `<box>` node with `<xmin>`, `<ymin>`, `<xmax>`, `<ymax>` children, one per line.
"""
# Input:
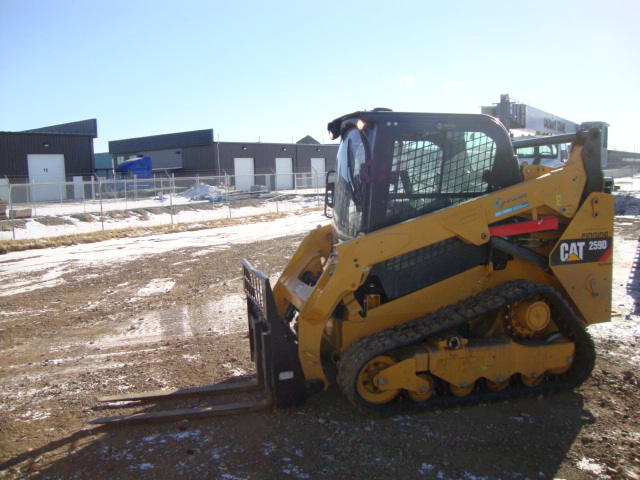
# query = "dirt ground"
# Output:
<box><xmin>0</xmin><ymin>215</ymin><xmax>639</xmax><ymax>480</ymax></box>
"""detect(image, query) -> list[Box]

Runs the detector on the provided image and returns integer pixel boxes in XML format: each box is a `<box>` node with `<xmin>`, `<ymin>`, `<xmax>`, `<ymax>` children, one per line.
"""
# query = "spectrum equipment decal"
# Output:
<box><xmin>550</xmin><ymin>237</ymin><xmax>613</xmax><ymax>266</ymax></box>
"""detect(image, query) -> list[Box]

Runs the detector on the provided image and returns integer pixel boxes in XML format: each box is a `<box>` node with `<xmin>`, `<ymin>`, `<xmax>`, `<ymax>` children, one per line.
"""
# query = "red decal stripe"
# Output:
<box><xmin>598</xmin><ymin>248</ymin><xmax>612</xmax><ymax>263</ymax></box>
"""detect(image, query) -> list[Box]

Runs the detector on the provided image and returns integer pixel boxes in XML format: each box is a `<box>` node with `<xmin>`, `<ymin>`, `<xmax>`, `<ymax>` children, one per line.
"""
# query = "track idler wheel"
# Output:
<box><xmin>356</xmin><ymin>355</ymin><xmax>400</xmax><ymax>404</ymax></box>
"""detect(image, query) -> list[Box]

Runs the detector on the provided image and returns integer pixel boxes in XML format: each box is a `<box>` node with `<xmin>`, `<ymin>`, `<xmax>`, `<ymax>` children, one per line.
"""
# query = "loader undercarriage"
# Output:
<box><xmin>337</xmin><ymin>280</ymin><xmax>595</xmax><ymax>413</ymax></box>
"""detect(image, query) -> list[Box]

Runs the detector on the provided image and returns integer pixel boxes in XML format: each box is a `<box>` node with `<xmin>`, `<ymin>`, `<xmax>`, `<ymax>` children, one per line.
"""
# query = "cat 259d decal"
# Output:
<box><xmin>551</xmin><ymin>237</ymin><xmax>613</xmax><ymax>266</ymax></box>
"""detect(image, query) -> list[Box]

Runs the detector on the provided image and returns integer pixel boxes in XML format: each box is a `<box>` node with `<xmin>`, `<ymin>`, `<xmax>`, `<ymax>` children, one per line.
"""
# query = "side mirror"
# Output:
<box><xmin>324</xmin><ymin>170</ymin><xmax>336</xmax><ymax>218</ymax></box>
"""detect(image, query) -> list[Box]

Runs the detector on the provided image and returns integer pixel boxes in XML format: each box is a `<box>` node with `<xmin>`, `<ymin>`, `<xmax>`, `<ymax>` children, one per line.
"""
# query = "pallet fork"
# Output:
<box><xmin>89</xmin><ymin>260</ymin><xmax>309</xmax><ymax>425</ymax></box>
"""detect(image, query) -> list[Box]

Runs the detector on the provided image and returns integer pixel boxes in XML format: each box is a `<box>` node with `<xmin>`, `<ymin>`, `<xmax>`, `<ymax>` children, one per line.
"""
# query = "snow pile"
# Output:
<box><xmin>179</xmin><ymin>184</ymin><xmax>225</xmax><ymax>202</ymax></box>
<box><xmin>614</xmin><ymin>193</ymin><xmax>640</xmax><ymax>216</ymax></box>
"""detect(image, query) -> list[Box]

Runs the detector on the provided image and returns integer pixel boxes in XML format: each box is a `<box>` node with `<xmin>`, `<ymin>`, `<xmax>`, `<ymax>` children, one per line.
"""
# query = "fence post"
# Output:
<box><xmin>164</xmin><ymin>171</ymin><xmax>174</xmax><ymax>227</ymax></box>
<box><xmin>9</xmin><ymin>183</ymin><xmax>15</xmax><ymax>240</ymax></box>
<box><xmin>269</xmin><ymin>170</ymin><xmax>279</xmax><ymax>213</ymax></box>
<box><xmin>98</xmin><ymin>178</ymin><xmax>104</xmax><ymax>231</ymax></box>
<box><xmin>92</xmin><ymin>174</ymin><xmax>98</xmax><ymax>201</ymax></box>
<box><xmin>311</xmin><ymin>167</ymin><xmax>320</xmax><ymax>204</ymax></box>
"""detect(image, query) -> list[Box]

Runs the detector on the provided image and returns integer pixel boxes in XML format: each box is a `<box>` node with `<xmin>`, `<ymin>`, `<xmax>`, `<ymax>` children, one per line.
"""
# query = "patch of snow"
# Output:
<box><xmin>419</xmin><ymin>463</ymin><xmax>436</xmax><ymax>474</ymax></box>
<box><xmin>18</xmin><ymin>410</ymin><xmax>51</xmax><ymax>422</ymax></box>
<box><xmin>169</xmin><ymin>429</ymin><xmax>202</xmax><ymax>441</ymax></box>
<box><xmin>203</xmin><ymin>295</ymin><xmax>247</xmax><ymax>334</ymax></box>
<box><xmin>0</xmin><ymin>277</ymin><xmax>66</xmax><ymax>297</ymax></box>
<box><xmin>262</xmin><ymin>443</ymin><xmax>277</xmax><ymax>456</ymax></box>
<box><xmin>136</xmin><ymin>278</ymin><xmax>175</xmax><ymax>297</ymax></box>
<box><xmin>0</xmin><ymin>211</ymin><xmax>329</xmax><ymax>297</ymax></box>
<box><xmin>219</xmin><ymin>474</ymin><xmax>249</xmax><ymax>480</ymax></box>
<box><xmin>462</xmin><ymin>473</ymin><xmax>490</xmax><ymax>480</ymax></box>
<box><xmin>589</xmin><ymin>318</ymin><xmax>640</xmax><ymax>366</ymax></box>
<box><xmin>576</xmin><ymin>457</ymin><xmax>606</xmax><ymax>475</ymax></box>
<box><xmin>0</xmin><ymin>195</ymin><xmax>323</xmax><ymax>241</ymax></box>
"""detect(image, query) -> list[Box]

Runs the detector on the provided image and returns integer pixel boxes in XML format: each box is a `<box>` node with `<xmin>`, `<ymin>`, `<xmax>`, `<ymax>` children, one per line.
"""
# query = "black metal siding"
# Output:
<box><xmin>216</xmin><ymin>142</ymin><xmax>337</xmax><ymax>175</ymax></box>
<box><xmin>182</xmin><ymin>144</ymin><xmax>217</xmax><ymax>173</ymax></box>
<box><xmin>0</xmin><ymin>132</ymin><xmax>95</xmax><ymax>180</ymax></box>
<box><xmin>23</xmin><ymin>119</ymin><xmax>98</xmax><ymax>137</ymax></box>
<box><xmin>295</xmin><ymin>144</ymin><xmax>337</xmax><ymax>172</ymax></box>
<box><xmin>110</xmin><ymin>129</ymin><xmax>213</xmax><ymax>154</ymax></box>
<box><xmin>105</xmin><ymin>127</ymin><xmax>337</xmax><ymax>177</ymax></box>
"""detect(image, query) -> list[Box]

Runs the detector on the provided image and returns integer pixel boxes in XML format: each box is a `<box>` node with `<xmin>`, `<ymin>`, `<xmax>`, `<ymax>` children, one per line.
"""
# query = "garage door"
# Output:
<box><xmin>234</xmin><ymin>158</ymin><xmax>254</xmax><ymax>192</ymax></box>
<box><xmin>27</xmin><ymin>154</ymin><xmax>67</xmax><ymax>201</ymax></box>
<box><xmin>310</xmin><ymin>158</ymin><xmax>326</xmax><ymax>187</ymax></box>
<box><xmin>275</xmin><ymin>157</ymin><xmax>293</xmax><ymax>190</ymax></box>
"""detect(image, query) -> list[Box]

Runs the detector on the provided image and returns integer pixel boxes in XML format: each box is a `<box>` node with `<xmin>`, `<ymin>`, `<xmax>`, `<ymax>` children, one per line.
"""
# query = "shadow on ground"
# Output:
<box><xmin>1</xmin><ymin>386</ymin><xmax>593</xmax><ymax>480</ymax></box>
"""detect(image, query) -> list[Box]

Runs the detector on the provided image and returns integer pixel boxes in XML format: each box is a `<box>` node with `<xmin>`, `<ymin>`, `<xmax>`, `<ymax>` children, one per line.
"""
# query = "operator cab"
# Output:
<box><xmin>327</xmin><ymin>110</ymin><xmax>522</xmax><ymax>243</ymax></box>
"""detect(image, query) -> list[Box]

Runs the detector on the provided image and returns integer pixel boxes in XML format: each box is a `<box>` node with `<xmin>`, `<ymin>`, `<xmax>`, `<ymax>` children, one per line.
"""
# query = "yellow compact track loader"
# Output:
<box><xmin>92</xmin><ymin>110</ymin><xmax>613</xmax><ymax>424</ymax></box>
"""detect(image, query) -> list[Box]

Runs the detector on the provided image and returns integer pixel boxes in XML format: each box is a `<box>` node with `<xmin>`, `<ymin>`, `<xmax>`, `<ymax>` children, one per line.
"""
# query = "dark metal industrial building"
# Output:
<box><xmin>0</xmin><ymin>119</ymin><xmax>338</xmax><ymax>200</ymax></box>
<box><xmin>0</xmin><ymin>119</ymin><xmax>97</xmax><ymax>201</ymax></box>
<box><xmin>108</xmin><ymin>129</ymin><xmax>338</xmax><ymax>191</ymax></box>
<box><xmin>0</xmin><ymin>119</ymin><xmax>97</xmax><ymax>180</ymax></box>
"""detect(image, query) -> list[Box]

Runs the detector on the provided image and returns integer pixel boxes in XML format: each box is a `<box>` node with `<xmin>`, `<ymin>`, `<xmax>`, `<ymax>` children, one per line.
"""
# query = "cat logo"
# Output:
<box><xmin>559</xmin><ymin>241</ymin><xmax>585</xmax><ymax>262</ymax></box>
<box><xmin>551</xmin><ymin>237</ymin><xmax>612</xmax><ymax>267</ymax></box>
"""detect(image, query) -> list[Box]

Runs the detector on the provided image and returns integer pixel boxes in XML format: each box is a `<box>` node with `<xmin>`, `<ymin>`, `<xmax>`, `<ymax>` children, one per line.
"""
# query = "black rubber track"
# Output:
<box><xmin>336</xmin><ymin>280</ymin><xmax>596</xmax><ymax>414</ymax></box>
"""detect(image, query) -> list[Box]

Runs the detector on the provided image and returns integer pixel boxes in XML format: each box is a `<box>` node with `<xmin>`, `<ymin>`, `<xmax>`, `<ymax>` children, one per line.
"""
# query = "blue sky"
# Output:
<box><xmin>1</xmin><ymin>0</ymin><xmax>639</xmax><ymax>153</ymax></box>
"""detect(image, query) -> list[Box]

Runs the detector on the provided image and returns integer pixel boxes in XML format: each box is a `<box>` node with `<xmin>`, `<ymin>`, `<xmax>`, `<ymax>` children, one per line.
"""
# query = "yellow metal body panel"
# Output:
<box><xmin>549</xmin><ymin>193</ymin><xmax>614</xmax><ymax>325</ymax></box>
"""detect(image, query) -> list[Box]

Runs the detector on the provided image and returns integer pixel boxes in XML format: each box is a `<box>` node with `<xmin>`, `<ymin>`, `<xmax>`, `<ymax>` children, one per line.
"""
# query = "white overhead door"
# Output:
<box><xmin>310</xmin><ymin>158</ymin><xmax>326</xmax><ymax>187</ymax></box>
<box><xmin>275</xmin><ymin>157</ymin><xmax>293</xmax><ymax>190</ymax></box>
<box><xmin>27</xmin><ymin>154</ymin><xmax>67</xmax><ymax>201</ymax></box>
<box><xmin>0</xmin><ymin>179</ymin><xmax>9</xmax><ymax>202</ymax></box>
<box><xmin>234</xmin><ymin>158</ymin><xmax>254</xmax><ymax>191</ymax></box>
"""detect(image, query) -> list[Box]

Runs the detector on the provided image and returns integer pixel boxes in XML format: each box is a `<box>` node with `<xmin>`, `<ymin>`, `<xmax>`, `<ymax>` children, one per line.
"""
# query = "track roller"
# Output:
<box><xmin>450</xmin><ymin>381</ymin><xmax>475</xmax><ymax>397</ymax></box>
<box><xmin>521</xmin><ymin>373</ymin><xmax>543</xmax><ymax>387</ymax></box>
<box><xmin>485</xmin><ymin>377</ymin><xmax>510</xmax><ymax>392</ymax></box>
<box><xmin>407</xmin><ymin>374</ymin><xmax>436</xmax><ymax>402</ymax></box>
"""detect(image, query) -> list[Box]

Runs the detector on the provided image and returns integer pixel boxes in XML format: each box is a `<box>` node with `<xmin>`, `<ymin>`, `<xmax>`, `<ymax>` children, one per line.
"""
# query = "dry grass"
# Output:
<box><xmin>0</xmin><ymin>209</ymin><xmax>321</xmax><ymax>254</ymax></box>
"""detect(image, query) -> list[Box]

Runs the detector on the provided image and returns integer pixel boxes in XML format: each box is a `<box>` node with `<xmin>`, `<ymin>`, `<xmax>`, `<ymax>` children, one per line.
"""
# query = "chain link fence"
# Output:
<box><xmin>604</xmin><ymin>165</ymin><xmax>640</xmax><ymax>179</ymax></box>
<box><xmin>0</xmin><ymin>172</ymin><xmax>328</xmax><ymax>241</ymax></box>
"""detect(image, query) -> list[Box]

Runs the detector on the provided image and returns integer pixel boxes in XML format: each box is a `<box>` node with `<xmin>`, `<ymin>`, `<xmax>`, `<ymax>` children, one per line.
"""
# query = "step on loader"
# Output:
<box><xmin>91</xmin><ymin>110</ymin><xmax>613</xmax><ymax>424</ymax></box>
